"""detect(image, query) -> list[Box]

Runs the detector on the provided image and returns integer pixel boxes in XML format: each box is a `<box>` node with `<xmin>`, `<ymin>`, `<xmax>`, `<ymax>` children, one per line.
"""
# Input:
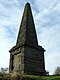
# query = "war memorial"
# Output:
<box><xmin>9</xmin><ymin>3</ymin><xmax>46</xmax><ymax>75</ymax></box>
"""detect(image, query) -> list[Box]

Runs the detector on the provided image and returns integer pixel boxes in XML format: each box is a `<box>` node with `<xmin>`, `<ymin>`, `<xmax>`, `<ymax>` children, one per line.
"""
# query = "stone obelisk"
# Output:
<box><xmin>9</xmin><ymin>2</ymin><xmax>46</xmax><ymax>75</ymax></box>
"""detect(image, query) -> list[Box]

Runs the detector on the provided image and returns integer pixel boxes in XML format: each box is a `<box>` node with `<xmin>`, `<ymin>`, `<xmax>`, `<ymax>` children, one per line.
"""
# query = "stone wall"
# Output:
<box><xmin>24</xmin><ymin>46</ymin><xmax>45</xmax><ymax>75</ymax></box>
<box><xmin>9</xmin><ymin>45</ymin><xmax>45</xmax><ymax>75</ymax></box>
<box><xmin>9</xmin><ymin>46</ymin><xmax>25</xmax><ymax>73</ymax></box>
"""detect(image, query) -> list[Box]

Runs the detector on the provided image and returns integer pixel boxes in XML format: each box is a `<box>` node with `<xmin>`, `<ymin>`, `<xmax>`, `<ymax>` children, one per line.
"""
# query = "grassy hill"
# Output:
<box><xmin>0</xmin><ymin>72</ymin><xmax>60</xmax><ymax>80</ymax></box>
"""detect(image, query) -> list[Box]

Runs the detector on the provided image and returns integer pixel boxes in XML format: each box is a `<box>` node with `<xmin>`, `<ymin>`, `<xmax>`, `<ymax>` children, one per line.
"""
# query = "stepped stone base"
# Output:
<box><xmin>9</xmin><ymin>45</ymin><xmax>46</xmax><ymax>75</ymax></box>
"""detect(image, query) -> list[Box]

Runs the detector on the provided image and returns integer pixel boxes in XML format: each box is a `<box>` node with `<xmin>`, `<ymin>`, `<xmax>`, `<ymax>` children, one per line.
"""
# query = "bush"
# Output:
<box><xmin>0</xmin><ymin>72</ymin><xmax>60</xmax><ymax>80</ymax></box>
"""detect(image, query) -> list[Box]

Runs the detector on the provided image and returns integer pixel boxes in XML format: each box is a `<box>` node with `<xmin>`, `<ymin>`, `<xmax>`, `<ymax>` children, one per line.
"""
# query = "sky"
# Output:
<box><xmin>0</xmin><ymin>0</ymin><xmax>60</xmax><ymax>75</ymax></box>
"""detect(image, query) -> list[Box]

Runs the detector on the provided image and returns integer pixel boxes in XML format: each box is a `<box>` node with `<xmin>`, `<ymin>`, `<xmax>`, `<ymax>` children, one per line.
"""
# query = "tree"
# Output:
<box><xmin>53</xmin><ymin>67</ymin><xmax>60</xmax><ymax>75</ymax></box>
<box><xmin>0</xmin><ymin>67</ymin><xmax>9</xmax><ymax>73</ymax></box>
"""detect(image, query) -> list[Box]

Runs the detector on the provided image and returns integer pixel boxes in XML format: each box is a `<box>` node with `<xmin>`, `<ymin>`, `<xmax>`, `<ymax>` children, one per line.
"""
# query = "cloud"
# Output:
<box><xmin>33</xmin><ymin>0</ymin><xmax>60</xmax><ymax>74</ymax></box>
<box><xmin>0</xmin><ymin>0</ymin><xmax>21</xmax><ymax>68</ymax></box>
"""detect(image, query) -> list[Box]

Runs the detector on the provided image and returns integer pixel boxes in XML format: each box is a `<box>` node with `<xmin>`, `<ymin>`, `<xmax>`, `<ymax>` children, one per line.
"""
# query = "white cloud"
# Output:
<box><xmin>38</xmin><ymin>24</ymin><xmax>60</xmax><ymax>74</ymax></box>
<box><xmin>33</xmin><ymin>1</ymin><xmax>60</xmax><ymax>75</ymax></box>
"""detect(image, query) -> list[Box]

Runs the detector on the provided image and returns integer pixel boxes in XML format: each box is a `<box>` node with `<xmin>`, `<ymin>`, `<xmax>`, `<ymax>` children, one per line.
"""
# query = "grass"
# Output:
<box><xmin>0</xmin><ymin>72</ymin><xmax>60</xmax><ymax>80</ymax></box>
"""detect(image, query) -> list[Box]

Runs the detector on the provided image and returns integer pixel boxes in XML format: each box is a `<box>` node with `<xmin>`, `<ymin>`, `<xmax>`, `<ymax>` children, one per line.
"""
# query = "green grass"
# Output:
<box><xmin>0</xmin><ymin>72</ymin><xmax>60</xmax><ymax>80</ymax></box>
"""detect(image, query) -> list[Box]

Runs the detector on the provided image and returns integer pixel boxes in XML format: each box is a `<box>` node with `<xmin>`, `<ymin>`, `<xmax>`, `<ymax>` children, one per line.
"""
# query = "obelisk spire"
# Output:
<box><xmin>16</xmin><ymin>2</ymin><xmax>38</xmax><ymax>47</ymax></box>
<box><xmin>9</xmin><ymin>3</ymin><xmax>46</xmax><ymax>75</ymax></box>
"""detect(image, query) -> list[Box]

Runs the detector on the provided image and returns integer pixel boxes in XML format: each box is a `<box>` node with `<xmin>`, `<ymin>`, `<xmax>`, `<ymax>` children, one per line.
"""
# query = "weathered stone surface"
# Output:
<box><xmin>24</xmin><ymin>46</ymin><xmax>45</xmax><ymax>75</ymax></box>
<box><xmin>9</xmin><ymin>2</ymin><xmax>46</xmax><ymax>75</ymax></box>
<box><xmin>16</xmin><ymin>2</ymin><xmax>38</xmax><ymax>47</ymax></box>
<box><xmin>9</xmin><ymin>46</ymin><xmax>25</xmax><ymax>73</ymax></box>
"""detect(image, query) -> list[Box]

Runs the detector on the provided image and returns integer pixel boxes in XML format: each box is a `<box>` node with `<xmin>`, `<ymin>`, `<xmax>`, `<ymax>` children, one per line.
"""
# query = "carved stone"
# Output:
<box><xmin>9</xmin><ymin>2</ymin><xmax>46</xmax><ymax>75</ymax></box>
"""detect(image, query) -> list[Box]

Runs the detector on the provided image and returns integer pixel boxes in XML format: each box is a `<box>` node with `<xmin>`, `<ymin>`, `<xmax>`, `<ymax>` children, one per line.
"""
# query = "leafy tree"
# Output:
<box><xmin>53</xmin><ymin>67</ymin><xmax>60</xmax><ymax>75</ymax></box>
<box><xmin>0</xmin><ymin>67</ymin><xmax>9</xmax><ymax>73</ymax></box>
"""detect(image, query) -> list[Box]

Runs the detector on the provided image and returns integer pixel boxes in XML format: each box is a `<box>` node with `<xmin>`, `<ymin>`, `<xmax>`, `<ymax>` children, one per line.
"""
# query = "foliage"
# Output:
<box><xmin>0</xmin><ymin>72</ymin><xmax>60</xmax><ymax>80</ymax></box>
<box><xmin>0</xmin><ymin>67</ymin><xmax>9</xmax><ymax>73</ymax></box>
<box><xmin>53</xmin><ymin>67</ymin><xmax>60</xmax><ymax>75</ymax></box>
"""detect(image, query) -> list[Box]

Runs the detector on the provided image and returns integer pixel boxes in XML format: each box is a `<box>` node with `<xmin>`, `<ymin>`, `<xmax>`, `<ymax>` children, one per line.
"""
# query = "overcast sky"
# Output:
<box><xmin>0</xmin><ymin>0</ymin><xmax>60</xmax><ymax>75</ymax></box>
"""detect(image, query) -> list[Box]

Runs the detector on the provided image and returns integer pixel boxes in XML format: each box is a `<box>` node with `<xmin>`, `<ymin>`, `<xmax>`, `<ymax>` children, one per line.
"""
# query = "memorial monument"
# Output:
<box><xmin>9</xmin><ymin>2</ymin><xmax>46</xmax><ymax>75</ymax></box>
